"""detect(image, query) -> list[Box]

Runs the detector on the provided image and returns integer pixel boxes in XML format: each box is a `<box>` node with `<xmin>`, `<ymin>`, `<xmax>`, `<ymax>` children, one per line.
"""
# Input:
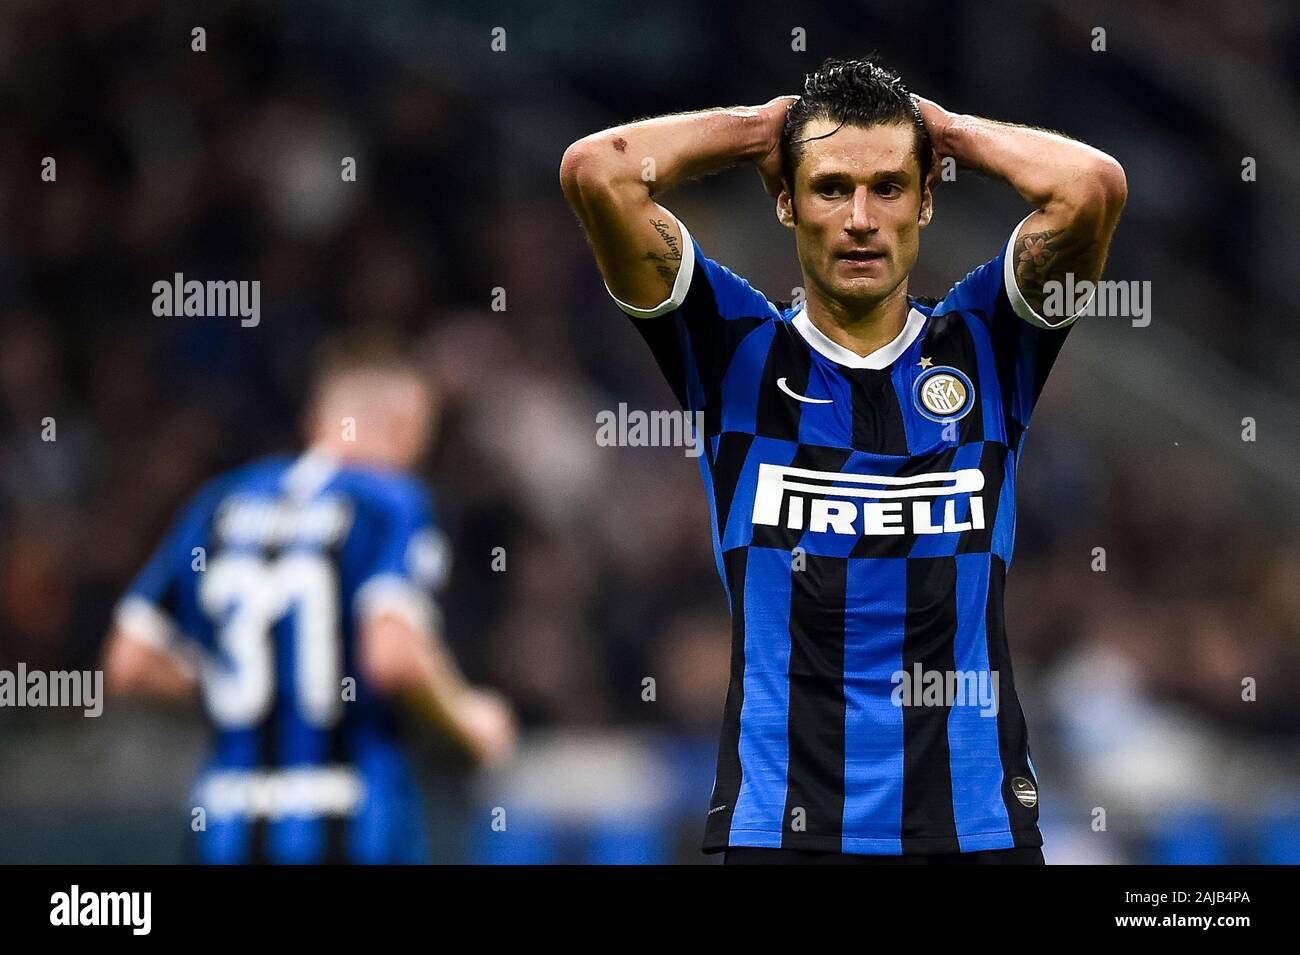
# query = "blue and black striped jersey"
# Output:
<box><xmin>115</xmin><ymin>450</ymin><xmax>450</xmax><ymax>864</ymax></box>
<box><xmin>609</xmin><ymin>213</ymin><xmax>1081</xmax><ymax>855</ymax></box>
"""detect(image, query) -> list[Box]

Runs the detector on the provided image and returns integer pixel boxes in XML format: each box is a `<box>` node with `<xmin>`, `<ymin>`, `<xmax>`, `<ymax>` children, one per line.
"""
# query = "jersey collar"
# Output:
<box><xmin>791</xmin><ymin>304</ymin><xmax>927</xmax><ymax>370</ymax></box>
<box><xmin>285</xmin><ymin>447</ymin><xmax>340</xmax><ymax>500</ymax></box>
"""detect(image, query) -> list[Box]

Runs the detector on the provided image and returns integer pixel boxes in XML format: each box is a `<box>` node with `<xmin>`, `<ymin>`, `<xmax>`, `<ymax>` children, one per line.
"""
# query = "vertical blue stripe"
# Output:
<box><xmin>961</xmin><ymin>312</ymin><xmax>1005</xmax><ymax>445</ymax></box>
<box><xmin>349</xmin><ymin>742</ymin><xmax>422</xmax><ymax>864</ymax></box>
<box><xmin>841</xmin><ymin>557</ymin><xmax>907</xmax><ymax>853</ymax></box>
<box><xmin>991</xmin><ymin>450</ymin><xmax>1018</xmax><ymax>565</ymax></box>
<box><xmin>949</xmin><ymin>553</ymin><xmax>1013</xmax><ymax>850</ymax></box>
<box><xmin>720</xmin><ymin>321</ymin><xmax>775</xmax><ymax>435</ymax></box>
<box><xmin>194</xmin><ymin>756</ymin><xmax>253</xmax><ymax>863</ymax></box>
<box><xmin>587</xmin><ymin>815</ymin><xmax>672</xmax><ymax>864</ymax></box>
<box><xmin>729</xmin><ymin>547</ymin><xmax>794</xmax><ymax>846</ymax></box>
<box><xmin>270</xmin><ymin>814</ymin><xmax>323</xmax><ymax>863</ymax></box>
<box><xmin>472</xmin><ymin>811</ymin><xmax>560</xmax><ymax>864</ymax></box>
<box><xmin>200</xmin><ymin>817</ymin><xmax>249</xmax><ymax>864</ymax></box>
<box><xmin>695</xmin><ymin>453</ymin><xmax>727</xmax><ymax>596</ymax></box>
<box><xmin>795</xmin><ymin>360</ymin><xmax>853</xmax><ymax>447</ymax></box>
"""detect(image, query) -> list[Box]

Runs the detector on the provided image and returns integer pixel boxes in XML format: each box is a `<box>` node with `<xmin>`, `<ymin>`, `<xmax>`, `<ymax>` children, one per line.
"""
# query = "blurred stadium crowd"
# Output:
<box><xmin>1</xmin><ymin>0</ymin><xmax>1299</xmax><ymax>863</ymax></box>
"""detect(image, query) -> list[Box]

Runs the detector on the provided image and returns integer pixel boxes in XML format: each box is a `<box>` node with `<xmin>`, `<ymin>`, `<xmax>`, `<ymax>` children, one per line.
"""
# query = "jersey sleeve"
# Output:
<box><xmin>938</xmin><ymin>213</ymin><xmax>1095</xmax><ymax>433</ymax></box>
<box><xmin>354</xmin><ymin>482</ymin><xmax>452</xmax><ymax>635</ymax></box>
<box><xmin>604</xmin><ymin>210</ymin><xmax>779</xmax><ymax>416</ymax></box>
<box><xmin>113</xmin><ymin>483</ymin><xmax>223</xmax><ymax>660</ymax></box>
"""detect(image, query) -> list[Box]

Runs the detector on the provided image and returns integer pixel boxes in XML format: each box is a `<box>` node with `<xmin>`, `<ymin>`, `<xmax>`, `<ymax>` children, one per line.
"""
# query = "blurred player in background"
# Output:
<box><xmin>101</xmin><ymin>339</ymin><xmax>516</xmax><ymax>864</ymax></box>
<box><xmin>561</xmin><ymin>56</ymin><xmax>1125</xmax><ymax>863</ymax></box>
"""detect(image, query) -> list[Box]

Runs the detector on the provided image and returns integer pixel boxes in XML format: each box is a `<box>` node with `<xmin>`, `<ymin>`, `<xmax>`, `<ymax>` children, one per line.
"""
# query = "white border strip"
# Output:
<box><xmin>283</xmin><ymin>447</ymin><xmax>339</xmax><ymax>501</ymax></box>
<box><xmin>355</xmin><ymin>573</ymin><xmax>439</xmax><ymax>635</ymax></box>
<box><xmin>196</xmin><ymin>765</ymin><xmax>365</xmax><ymax>820</ymax></box>
<box><xmin>792</xmin><ymin>305</ymin><xmax>927</xmax><ymax>370</ymax></box>
<box><xmin>115</xmin><ymin>595</ymin><xmax>182</xmax><ymax>652</ymax></box>
<box><xmin>113</xmin><ymin>596</ymin><xmax>199</xmax><ymax>678</ymax></box>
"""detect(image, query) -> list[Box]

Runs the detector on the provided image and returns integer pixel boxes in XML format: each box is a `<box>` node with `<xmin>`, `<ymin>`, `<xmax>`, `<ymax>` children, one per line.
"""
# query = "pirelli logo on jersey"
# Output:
<box><xmin>752</xmin><ymin>464</ymin><xmax>986</xmax><ymax>536</ymax></box>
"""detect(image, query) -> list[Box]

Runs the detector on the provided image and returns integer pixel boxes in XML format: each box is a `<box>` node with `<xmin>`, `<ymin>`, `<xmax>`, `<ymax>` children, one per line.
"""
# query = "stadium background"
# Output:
<box><xmin>1</xmin><ymin>0</ymin><xmax>1299</xmax><ymax>864</ymax></box>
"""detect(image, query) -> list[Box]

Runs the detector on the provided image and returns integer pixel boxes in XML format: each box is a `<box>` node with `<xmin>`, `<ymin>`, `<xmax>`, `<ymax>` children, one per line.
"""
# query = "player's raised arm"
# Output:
<box><xmin>559</xmin><ymin>96</ymin><xmax>796</xmax><ymax>311</ymax></box>
<box><xmin>915</xmin><ymin>97</ymin><xmax>1127</xmax><ymax>322</ymax></box>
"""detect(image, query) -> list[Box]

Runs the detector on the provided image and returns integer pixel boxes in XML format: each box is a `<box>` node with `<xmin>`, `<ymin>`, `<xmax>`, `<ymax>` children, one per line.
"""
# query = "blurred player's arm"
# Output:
<box><xmin>102</xmin><ymin>612</ymin><xmax>198</xmax><ymax>704</ymax></box>
<box><xmin>915</xmin><ymin>97</ymin><xmax>1127</xmax><ymax>318</ymax></box>
<box><xmin>559</xmin><ymin>95</ymin><xmax>796</xmax><ymax>310</ymax></box>
<box><xmin>359</xmin><ymin>611</ymin><xmax>516</xmax><ymax>768</ymax></box>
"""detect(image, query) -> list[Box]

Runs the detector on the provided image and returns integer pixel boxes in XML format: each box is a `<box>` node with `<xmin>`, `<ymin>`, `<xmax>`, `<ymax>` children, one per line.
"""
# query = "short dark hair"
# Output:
<box><xmin>779</xmin><ymin>56</ymin><xmax>932</xmax><ymax>195</ymax></box>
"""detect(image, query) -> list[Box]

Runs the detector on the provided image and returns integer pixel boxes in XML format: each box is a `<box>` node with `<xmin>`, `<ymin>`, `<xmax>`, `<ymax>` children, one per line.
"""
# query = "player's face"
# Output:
<box><xmin>779</xmin><ymin>119</ymin><xmax>932</xmax><ymax>310</ymax></box>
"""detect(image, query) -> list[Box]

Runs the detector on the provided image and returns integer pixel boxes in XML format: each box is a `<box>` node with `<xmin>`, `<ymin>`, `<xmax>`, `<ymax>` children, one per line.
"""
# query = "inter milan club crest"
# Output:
<box><xmin>913</xmin><ymin>365</ymin><xmax>975</xmax><ymax>423</ymax></box>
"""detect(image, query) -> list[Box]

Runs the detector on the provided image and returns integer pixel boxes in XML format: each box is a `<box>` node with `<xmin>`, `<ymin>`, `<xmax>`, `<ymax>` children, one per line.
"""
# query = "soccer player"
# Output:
<box><xmin>101</xmin><ymin>340</ymin><xmax>516</xmax><ymax>864</ymax></box>
<box><xmin>560</xmin><ymin>57</ymin><xmax>1125</xmax><ymax>863</ymax></box>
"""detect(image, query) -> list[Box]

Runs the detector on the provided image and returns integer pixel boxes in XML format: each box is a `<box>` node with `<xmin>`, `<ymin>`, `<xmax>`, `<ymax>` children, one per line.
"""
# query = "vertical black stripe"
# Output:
<box><xmin>844</xmin><ymin>365</ymin><xmax>909</xmax><ymax>454</ymax></box>
<box><xmin>958</xmin><ymin>440</ymin><xmax>1007</xmax><ymax>555</ymax></box>
<box><xmin>704</xmin><ymin>547</ymin><xmax>749</xmax><ymax>849</ymax></box>
<box><xmin>246</xmin><ymin>701</ymin><xmax>279</xmax><ymax>864</ymax></box>
<box><xmin>322</xmin><ymin>714</ymin><xmax>350</xmax><ymax>864</ymax></box>
<box><xmin>990</xmin><ymin>294</ymin><xmax>1074</xmax><ymax>434</ymax></box>
<box><xmin>681</xmin><ymin>290</ymin><xmax>765</xmax><ymax>410</ymax></box>
<box><xmin>983</xmin><ymin>555</ymin><xmax>1040</xmax><ymax>842</ymax></box>
<box><xmin>1029</xmin><ymin>325</ymin><xmax>1072</xmax><ymax>408</ymax></box>
<box><xmin>753</xmin><ymin>324</ymin><xmax>812</xmax><ymax>443</ymax></box>
<box><xmin>900</xmin><ymin>557</ymin><xmax>960</xmax><ymax>853</ymax></box>
<box><xmin>322</xmin><ymin>819</ymin><xmax>350</xmax><ymax>864</ymax></box>
<box><xmin>631</xmin><ymin>314</ymin><xmax>690</xmax><ymax>410</ymax></box>
<box><xmin>781</xmin><ymin>555</ymin><xmax>847</xmax><ymax>849</ymax></box>
<box><xmin>709</xmin><ymin>432</ymin><xmax>755</xmax><ymax>545</ymax></box>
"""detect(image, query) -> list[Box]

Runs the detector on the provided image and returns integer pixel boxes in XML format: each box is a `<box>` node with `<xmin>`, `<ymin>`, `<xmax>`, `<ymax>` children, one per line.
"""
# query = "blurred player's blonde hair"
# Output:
<box><xmin>305</xmin><ymin>331</ymin><xmax>437</xmax><ymax>470</ymax></box>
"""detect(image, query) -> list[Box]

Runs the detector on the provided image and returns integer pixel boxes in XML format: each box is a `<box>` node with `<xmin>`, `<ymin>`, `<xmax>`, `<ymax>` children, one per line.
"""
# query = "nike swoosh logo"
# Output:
<box><xmin>777</xmin><ymin>377</ymin><xmax>833</xmax><ymax>404</ymax></box>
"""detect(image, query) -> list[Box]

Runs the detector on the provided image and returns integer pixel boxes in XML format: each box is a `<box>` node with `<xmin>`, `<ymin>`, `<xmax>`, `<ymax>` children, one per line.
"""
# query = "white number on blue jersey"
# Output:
<box><xmin>199</xmin><ymin>552</ymin><xmax>342</xmax><ymax>729</ymax></box>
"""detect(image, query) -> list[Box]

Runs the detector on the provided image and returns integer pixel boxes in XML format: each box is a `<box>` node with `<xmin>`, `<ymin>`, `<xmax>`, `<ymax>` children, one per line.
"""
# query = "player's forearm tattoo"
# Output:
<box><xmin>1013</xmin><ymin>227</ymin><xmax>1101</xmax><ymax>315</ymax></box>
<box><xmin>644</xmin><ymin>217</ymin><xmax>684</xmax><ymax>292</ymax></box>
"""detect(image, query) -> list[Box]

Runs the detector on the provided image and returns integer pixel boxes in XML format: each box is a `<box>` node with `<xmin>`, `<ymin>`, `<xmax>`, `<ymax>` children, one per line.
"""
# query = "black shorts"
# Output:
<box><xmin>723</xmin><ymin>845</ymin><xmax>1045</xmax><ymax>865</ymax></box>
